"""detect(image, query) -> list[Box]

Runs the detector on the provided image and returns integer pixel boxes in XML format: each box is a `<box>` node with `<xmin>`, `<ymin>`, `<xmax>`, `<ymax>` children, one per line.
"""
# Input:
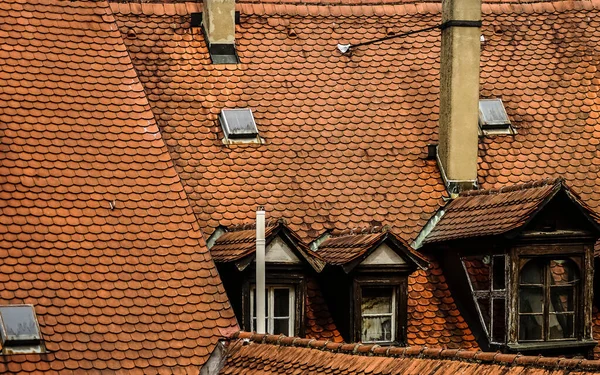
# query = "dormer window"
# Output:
<box><xmin>518</xmin><ymin>257</ymin><xmax>580</xmax><ymax>341</ymax></box>
<box><xmin>478</xmin><ymin>99</ymin><xmax>515</xmax><ymax>135</ymax></box>
<box><xmin>0</xmin><ymin>305</ymin><xmax>44</xmax><ymax>354</ymax></box>
<box><xmin>220</xmin><ymin>108</ymin><xmax>262</xmax><ymax>144</ymax></box>
<box><xmin>422</xmin><ymin>179</ymin><xmax>600</xmax><ymax>356</ymax></box>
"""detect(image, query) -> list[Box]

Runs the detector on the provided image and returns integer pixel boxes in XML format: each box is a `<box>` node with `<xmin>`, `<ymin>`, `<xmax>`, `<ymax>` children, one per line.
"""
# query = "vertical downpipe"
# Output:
<box><xmin>256</xmin><ymin>207</ymin><xmax>266</xmax><ymax>334</ymax></box>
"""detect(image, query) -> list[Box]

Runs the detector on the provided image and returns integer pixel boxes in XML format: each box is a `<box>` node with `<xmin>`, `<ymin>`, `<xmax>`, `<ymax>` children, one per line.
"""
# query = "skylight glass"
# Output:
<box><xmin>0</xmin><ymin>305</ymin><xmax>41</xmax><ymax>343</ymax></box>
<box><xmin>479</xmin><ymin>99</ymin><xmax>511</xmax><ymax>128</ymax></box>
<box><xmin>220</xmin><ymin>108</ymin><xmax>259</xmax><ymax>140</ymax></box>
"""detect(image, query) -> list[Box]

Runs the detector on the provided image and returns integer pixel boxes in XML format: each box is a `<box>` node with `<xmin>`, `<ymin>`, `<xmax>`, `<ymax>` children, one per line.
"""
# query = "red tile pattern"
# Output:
<box><xmin>424</xmin><ymin>179</ymin><xmax>561</xmax><ymax>244</ymax></box>
<box><xmin>318</xmin><ymin>226</ymin><xmax>427</xmax><ymax>266</ymax></box>
<box><xmin>210</xmin><ymin>220</ymin><xmax>280</xmax><ymax>262</ymax></box>
<box><xmin>477</xmin><ymin>1</ymin><xmax>600</xmax><ymax>202</ymax></box>
<box><xmin>305</xmin><ymin>278</ymin><xmax>344</xmax><ymax>342</ymax></box>
<box><xmin>0</xmin><ymin>0</ymin><xmax>236</xmax><ymax>373</ymax></box>
<box><xmin>109</xmin><ymin>0</ymin><xmax>600</xmax><ymax>359</ymax></box>
<box><xmin>318</xmin><ymin>228</ymin><xmax>390</xmax><ymax>265</ymax></box>
<box><xmin>219</xmin><ymin>332</ymin><xmax>600</xmax><ymax>375</ymax></box>
<box><xmin>407</xmin><ymin>261</ymin><xmax>477</xmax><ymax>348</ymax></box>
<box><xmin>424</xmin><ymin>178</ymin><xmax>598</xmax><ymax>244</ymax></box>
<box><xmin>112</xmin><ymin>1</ymin><xmax>448</xmax><ymax>244</ymax></box>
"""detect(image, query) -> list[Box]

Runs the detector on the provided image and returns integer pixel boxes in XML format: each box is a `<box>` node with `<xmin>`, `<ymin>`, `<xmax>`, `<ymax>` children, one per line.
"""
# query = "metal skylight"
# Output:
<box><xmin>0</xmin><ymin>305</ymin><xmax>44</xmax><ymax>353</ymax></box>
<box><xmin>478</xmin><ymin>99</ymin><xmax>515</xmax><ymax>135</ymax></box>
<box><xmin>220</xmin><ymin>108</ymin><xmax>261</xmax><ymax>143</ymax></box>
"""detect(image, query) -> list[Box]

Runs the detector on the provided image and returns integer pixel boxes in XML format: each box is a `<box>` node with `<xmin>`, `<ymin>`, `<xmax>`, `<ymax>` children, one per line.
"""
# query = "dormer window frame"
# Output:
<box><xmin>351</xmin><ymin>275</ymin><xmax>407</xmax><ymax>346</ymax></box>
<box><xmin>241</xmin><ymin>270</ymin><xmax>306</xmax><ymax>338</ymax></box>
<box><xmin>460</xmin><ymin>241</ymin><xmax>595</xmax><ymax>355</ymax></box>
<box><xmin>506</xmin><ymin>242</ymin><xmax>595</xmax><ymax>352</ymax></box>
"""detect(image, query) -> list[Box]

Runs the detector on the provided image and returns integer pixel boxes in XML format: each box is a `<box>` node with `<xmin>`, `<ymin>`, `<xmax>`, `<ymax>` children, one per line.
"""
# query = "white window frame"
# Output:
<box><xmin>250</xmin><ymin>285</ymin><xmax>295</xmax><ymax>335</ymax></box>
<box><xmin>361</xmin><ymin>286</ymin><xmax>397</xmax><ymax>344</ymax></box>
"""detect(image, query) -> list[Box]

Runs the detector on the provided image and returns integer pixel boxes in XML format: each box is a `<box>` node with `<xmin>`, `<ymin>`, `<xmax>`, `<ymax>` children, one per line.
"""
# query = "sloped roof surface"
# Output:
<box><xmin>210</xmin><ymin>220</ymin><xmax>280</xmax><ymax>262</ymax></box>
<box><xmin>112</xmin><ymin>1</ymin><xmax>447</xmax><ymax>243</ymax></box>
<box><xmin>424</xmin><ymin>178</ymin><xmax>600</xmax><ymax>244</ymax></box>
<box><xmin>424</xmin><ymin>178</ymin><xmax>561</xmax><ymax>243</ymax></box>
<box><xmin>318</xmin><ymin>226</ymin><xmax>425</xmax><ymax>266</ymax></box>
<box><xmin>218</xmin><ymin>332</ymin><xmax>600</xmax><ymax>375</ymax></box>
<box><xmin>0</xmin><ymin>0</ymin><xmax>236</xmax><ymax>373</ymax></box>
<box><xmin>305</xmin><ymin>278</ymin><xmax>344</xmax><ymax>343</ymax></box>
<box><xmin>111</xmin><ymin>0</ymin><xmax>600</xmax><ymax>243</ymax></box>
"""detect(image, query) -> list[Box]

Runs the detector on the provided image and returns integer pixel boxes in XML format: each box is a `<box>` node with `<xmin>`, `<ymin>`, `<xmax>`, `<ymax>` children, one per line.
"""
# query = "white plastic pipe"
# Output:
<box><xmin>256</xmin><ymin>207</ymin><xmax>266</xmax><ymax>334</ymax></box>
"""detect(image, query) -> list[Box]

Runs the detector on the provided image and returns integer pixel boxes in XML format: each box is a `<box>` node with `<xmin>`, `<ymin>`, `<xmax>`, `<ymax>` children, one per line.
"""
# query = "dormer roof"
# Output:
<box><xmin>318</xmin><ymin>226</ymin><xmax>429</xmax><ymax>272</ymax></box>
<box><xmin>209</xmin><ymin>219</ymin><xmax>325</xmax><ymax>271</ymax></box>
<box><xmin>422</xmin><ymin>178</ymin><xmax>600</xmax><ymax>245</ymax></box>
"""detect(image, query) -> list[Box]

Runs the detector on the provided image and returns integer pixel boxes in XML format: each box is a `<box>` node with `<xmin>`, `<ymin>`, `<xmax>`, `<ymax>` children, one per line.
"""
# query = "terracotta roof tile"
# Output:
<box><xmin>317</xmin><ymin>226</ymin><xmax>428</xmax><ymax>268</ymax></box>
<box><xmin>423</xmin><ymin>178</ymin><xmax>599</xmax><ymax>244</ymax></box>
<box><xmin>0</xmin><ymin>0</ymin><xmax>236</xmax><ymax>373</ymax></box>
<box><xmin>217</xmin><ymin>332</ymin><xmax>600</xmax><ymax>374</ymax></box>
<box><xmin>210</xmin><ymin>220</ymin><xmax>281</xmax><ymax>263</ymax></box>
<box><xmin>109</xmin><ymin>0</ymin><xmax>600</xmax><ymax>358</ymax></box>
<box><xmin>304</xmin><ymin>278</ymin><xmax>344</xmax><ymax>343</ymax></box>
<box><xmin>111</xmin><ymin>1</ymin><xmax>448</xmax><ymax>244</ymax></box>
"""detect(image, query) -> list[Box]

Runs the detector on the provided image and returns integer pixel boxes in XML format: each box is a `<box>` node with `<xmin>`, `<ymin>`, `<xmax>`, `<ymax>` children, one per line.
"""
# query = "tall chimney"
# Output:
<box><xmin>202</xmin><ymin>0</ymin><xmax>237</xmax><ymax>64</ymax></box>
<box><xmin>437</xmin><ymin>0</ymin><xmax>482</xmax><ymax>194</ymax></box>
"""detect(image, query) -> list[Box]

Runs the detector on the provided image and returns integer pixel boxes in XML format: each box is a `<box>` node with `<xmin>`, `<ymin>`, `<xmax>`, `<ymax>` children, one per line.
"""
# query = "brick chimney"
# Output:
<box><xmin>437</xmin><ymin>0</ymin><xmax>482</xmax><ymax>194</ymax></box>
<box><xmin>203</xmin><ymin>0</ymin><xmax>237</xmax><ymax>63</ymax></box>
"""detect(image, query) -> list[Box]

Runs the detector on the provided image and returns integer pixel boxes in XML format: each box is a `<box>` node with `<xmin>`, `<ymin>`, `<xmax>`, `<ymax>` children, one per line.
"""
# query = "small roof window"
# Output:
<box><xmin>220</xmin><ymin>108</ymin><xmax>262</xmax><ymax>144</ymax></box>
<box><xmin>0</xmin><ymin>305</ymin><xmax>44</xmax><ymax>354</ymax></box>
<box><xmin>479</xmin><ymin>99</ymin><xmax>515</xmax><ymax>135</ymax></box>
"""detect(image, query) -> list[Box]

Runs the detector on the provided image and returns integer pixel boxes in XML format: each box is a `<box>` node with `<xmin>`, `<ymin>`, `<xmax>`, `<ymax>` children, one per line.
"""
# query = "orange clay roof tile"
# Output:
<box><xmin>423</xmin><ymin>178</ymin><xmax>600</xmax><ymax>244</ymax></box>
<box><xmin>219</xmin><ymin>332</ymin><xmax>600</xmax><ymax>374</ymax></box>
<box><xmin>102</xmin><ymin>0</ymin><xmax>600</xmax><ymax>358</ymax></box>
<box><xmin>0</xmin><ymin>0</ymin><xmax>237</xmax><ymax>373</ymax></box>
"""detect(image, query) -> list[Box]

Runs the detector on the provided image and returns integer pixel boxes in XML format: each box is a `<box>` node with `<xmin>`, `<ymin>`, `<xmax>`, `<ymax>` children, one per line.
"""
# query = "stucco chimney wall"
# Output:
<box><xmin>203</xmin><ymin>0</ymin><xmax>235</xmax><ymax>45</ymax></box>
<box><xmin>437</xmin><ymin>0</ymin><xmax>482</xmax><ymax>193</ymax></box>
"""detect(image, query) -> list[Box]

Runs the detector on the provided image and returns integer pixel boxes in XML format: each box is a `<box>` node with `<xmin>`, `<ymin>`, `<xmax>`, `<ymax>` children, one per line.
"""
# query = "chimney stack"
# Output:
<box><xmin>202</xmin><ymin>0</ymin><xmax>237</xmax><ymax>64</ymax></box>
<box><xmin>437</xmin><ymin>0</ymin><xmax>482</xmax><ymax>194</ymax></box>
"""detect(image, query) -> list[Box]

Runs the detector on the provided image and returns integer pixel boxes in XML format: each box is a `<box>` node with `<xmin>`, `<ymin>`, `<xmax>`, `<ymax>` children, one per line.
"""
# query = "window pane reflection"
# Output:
<box><xmin>362</xmin><ymin>316</ymin><xmax>392</xmax><ymax>342</ymax></box>
<box><xmin>519</xmin><ymin>315</ymin><xmax>543</xmax><ymax>341</ymax></box>
<box><xmin>519</xmin><ymin>287</ymin><xmax>543</xmax><ymax>313</ymax></box>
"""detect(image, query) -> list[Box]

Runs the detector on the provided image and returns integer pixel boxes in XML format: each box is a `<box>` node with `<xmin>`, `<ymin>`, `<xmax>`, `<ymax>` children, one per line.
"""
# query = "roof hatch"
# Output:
<box><xmin>0</xmin><ymin>305</ymin><xmax>44</xmax><ymax>354</ymax></box>
<box><xmin>478</xmin><ymin>99</ymin><xmax>515</xmax><ymax>135</ymax></box>
<box><xmin>220</xmin><ymin>108</ymin><xmax>262</xmax><ymax>144</ymax></box>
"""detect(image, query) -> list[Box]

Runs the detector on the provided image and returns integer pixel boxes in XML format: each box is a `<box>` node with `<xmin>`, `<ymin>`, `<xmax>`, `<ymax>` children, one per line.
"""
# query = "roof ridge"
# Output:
<box><xmin>228</xmin><ymin>218</ymin><xmax>283</xmax><ymax>232</ymax></box>
<box><xmin>231</xmin><ymin>332</ymin><xmax>600</xmax><ymax>371</ymax></box>
<box><xmin>110</xmin><ymin>0</ymin><xmax>600</xmax><ymax>16</ymax></box>
<box><xmin>459</xmin><ymin>178</ymin><xmax>562</xmax><ymax>197</ymax></box>
<box><xmin>329</xmin><ymin>225</ymin><xmax>390</xmax><ymax>238</ymax></box>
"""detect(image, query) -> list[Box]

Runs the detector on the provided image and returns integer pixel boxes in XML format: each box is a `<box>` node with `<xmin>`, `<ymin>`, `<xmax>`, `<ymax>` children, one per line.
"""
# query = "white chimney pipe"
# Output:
<box><xmin>256</xmin><ymin>207</ymin><xmax>266</xmax><ymax>334</ymax></box>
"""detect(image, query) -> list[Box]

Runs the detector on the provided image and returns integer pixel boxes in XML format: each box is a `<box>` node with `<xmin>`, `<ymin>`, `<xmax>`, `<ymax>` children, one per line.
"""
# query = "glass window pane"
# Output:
<box><xmin>362</xmin><ymin>287</ymin><xmax>392</xmax><ymax>314</ymax></box>
<box><xmin>362</xmin><ymin>316</ymin><xmax>392</xmax><ymax>342</ymax></box>
<box><xmin>492</xmin><ymin>256</ymin><xmax>505</xmax><ymax>290</ymax></box>
<box><xmin>273</xmin><ymin>288</ymin><xmax>290</xmax><ymax>317</ymax></box>
<box><xmin>519</xmin><ymin>287</ymin><xmax>543</xmax><ymax>313</ymax></box>
<box><xmin>0</xmin><ymin>306</ymin><xmax>40</xmax><ymax>340</ymax></box>
<box><xmin>550</xmin><ymin>287</ymin><xmax>575</xmax><ymax>313</ymax></box>
<box><xmin>550</xmin><ymin>259</ymin><xmax>578</xmax><ymax>285</ymax></box>
<box><xmin>549</xmin><ymin>313</ymin><xmax>574</xmax><ymax>340</ymax></box>
<box><xmin>519</xmin><ymin>314</ymin><xmax>543</xmax><ymax>341</ymax></box>
<box><xmin>251</xmin><ymin>288</ymin><xmax>269</xmax><ymax>318</ymax></box>
<box><xmin>462</xmin><ymin>256</ymin><xmax>490</xmax><ymax>291</ymax></box>
<box><xmin>520</xmin><ymin>260</ymin><xmax>543</xmax><ymax>285</ymax></box>
<box><xmin>273</xmin><ymin>318</ymin><xmax>290</xmax><ymax>336</ymax></box>
<box><xmin>492</xmin><ymin>299</ymin><xmax>506</xmax><ymax>343</ymax></box>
